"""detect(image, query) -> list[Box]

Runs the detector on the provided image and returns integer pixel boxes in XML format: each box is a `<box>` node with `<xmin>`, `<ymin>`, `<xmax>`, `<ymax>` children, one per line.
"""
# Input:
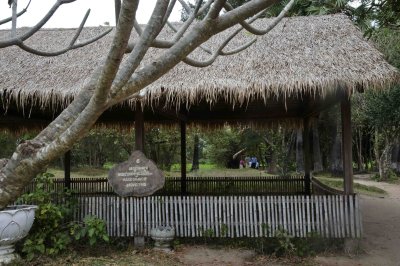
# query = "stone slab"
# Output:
<box><xmin>108</xmin><ymin>150</ymin><xmax>165</xmax><ymax>197</ymax></box>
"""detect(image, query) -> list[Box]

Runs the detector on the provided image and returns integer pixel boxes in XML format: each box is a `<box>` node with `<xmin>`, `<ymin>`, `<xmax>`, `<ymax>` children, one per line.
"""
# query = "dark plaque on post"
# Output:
<box><xmin>108</xmin><ymin>150</ymin><xmax>165</xmax><ymax>197</ymax></box>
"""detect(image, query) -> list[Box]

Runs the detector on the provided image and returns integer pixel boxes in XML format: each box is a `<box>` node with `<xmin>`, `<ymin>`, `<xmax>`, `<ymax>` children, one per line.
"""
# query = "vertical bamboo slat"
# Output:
<box><xmin>229</xmin><ymin>196</ymin><xmax>234</xmax><ymax>237</ymax></box>
<box><xmin>350</xmin><ymin>195</ymin><xmax>355</xmax><ymax>238</ymax></box>
<box><xmin>306</xmin><ymin>196</ymin><xmax>311</xmax><ymax>236</ymax></box>
<box><xmin>315</xmin><ymin>196</ymin><xmax>320</xmax><ymax>236</ymax></box>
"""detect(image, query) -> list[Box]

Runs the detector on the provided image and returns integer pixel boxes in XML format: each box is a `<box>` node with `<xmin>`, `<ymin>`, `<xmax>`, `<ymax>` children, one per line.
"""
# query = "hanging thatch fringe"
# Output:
<box><xmin>0</xmin><ymin>14</ymin><xmax>398</xmax><ymax>124</ymax></box>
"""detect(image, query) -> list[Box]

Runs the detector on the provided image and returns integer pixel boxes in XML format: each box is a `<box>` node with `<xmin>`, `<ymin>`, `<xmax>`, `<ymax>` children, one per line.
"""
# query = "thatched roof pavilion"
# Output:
<box><xmin>1</xmin><ymin>14</ymin><xmax>396</xmax><ymax>235</ymax></box>
<box><xmin>0</xmin><ymin>14</ymin><xmax>398</xmax><ymax>130</ymax></box>
<box><xmin>0</xmin><ymin>13</ymin><xmax>399</xmax><ymax>196</ymax></box>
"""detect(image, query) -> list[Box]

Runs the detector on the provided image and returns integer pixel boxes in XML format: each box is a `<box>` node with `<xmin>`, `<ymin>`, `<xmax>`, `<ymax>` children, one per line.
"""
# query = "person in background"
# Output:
<box><xmin>250</xmin><ymin>157</ymin><xmax>256</xmax><ymax>168</ymax></box>
<box><xmin>239</xmin><ymin>158</ymin><xmax>245</xmax><ymax>169</ymax></box>
<box><xmin>245</xmin><ymin>157</ymin><xmax>251</xmax><ymax>168</ymax></box>
<box><xmin>250</xmin><ymin>157</ymin><xmax>259</xmax><ymax>169</ymax></box>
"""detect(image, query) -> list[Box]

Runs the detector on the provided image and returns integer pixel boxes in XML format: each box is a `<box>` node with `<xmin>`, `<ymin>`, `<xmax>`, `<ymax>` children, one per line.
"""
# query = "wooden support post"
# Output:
<box><xmin>135</xmin><ymin>102</ymin><xmax>145</xmax><ymax>152</ymax></box>
<box><xmin>180</xmin><ymin>120</ymin><xmax>187</xmax><ymax>195</ymax></box>
<box><xmin>341</xmin><ymin>97</ymin><xmax>354</xmax><ymax>194</ymax></box>
<box><xmin>134</xmin><ymin>102</ymin><xmax>146</xmax><ymax>245</ymax></box>
<box><xmin>303</xmin><ymin>117</ymin><xmax>311</xmax><ymax>195</ymax></box>
<box><xmin>64</xmin><ymin>150</ymin><xmax>71</xmax><ymax>190</ymax></box>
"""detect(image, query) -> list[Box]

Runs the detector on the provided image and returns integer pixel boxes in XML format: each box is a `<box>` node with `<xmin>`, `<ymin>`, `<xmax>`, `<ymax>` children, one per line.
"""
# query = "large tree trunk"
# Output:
<box><xmin>191</xmin><ymin>134</ymin><xmax>200</xmax><ymax>171</ymax></box>
<box><xmin>374</xmin><ymin>131</ymin><xmax>393</xmax><ymax>180</ymax></box>
<box><xmin>0</xmin><ymin>88</ymin><xmax>106</xmax><ymax>209</ymax></box>
<box><xmin>312</xmin><ymin>123</ymin><xmax>323</xmax><ymax>172</ymax></box>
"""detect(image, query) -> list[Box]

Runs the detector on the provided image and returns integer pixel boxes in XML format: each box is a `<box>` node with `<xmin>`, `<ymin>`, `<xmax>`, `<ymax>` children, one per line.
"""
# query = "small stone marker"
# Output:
<box><xmin>108</xmin><ymin>150</ymin><xmax>165</xmax><ymax>197</ymax></box>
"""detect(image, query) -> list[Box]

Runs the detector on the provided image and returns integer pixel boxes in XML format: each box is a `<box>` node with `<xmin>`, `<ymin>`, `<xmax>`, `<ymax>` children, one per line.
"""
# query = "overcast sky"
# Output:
<box><xmin>0</xmin><ymin>0</ymin><xmax>182</xmax><ymax>29</ymax></box>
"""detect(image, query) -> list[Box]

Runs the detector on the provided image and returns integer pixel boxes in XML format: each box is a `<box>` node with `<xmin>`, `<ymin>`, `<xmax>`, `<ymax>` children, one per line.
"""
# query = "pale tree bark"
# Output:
<box><xmin>0</xmin><ymin>0</ymin><xmax>295</xmax><ymax>209</ymax></box>
<box><xmin>374</xmin><ymin>130</ymin><xmax>394</xmax><ymax>180</ymax></box>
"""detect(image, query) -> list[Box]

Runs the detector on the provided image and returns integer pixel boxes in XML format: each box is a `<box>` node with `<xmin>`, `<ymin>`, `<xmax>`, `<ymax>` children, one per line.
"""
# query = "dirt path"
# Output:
<box><xmin>316</xmin><ymin>178</ymin><xmax>400</xmax><ymax>266</ymax></box>
<box><xmin>176</xmin><ymin>246</ymin><xmax>257</xmax><ymax>265</ymax></box>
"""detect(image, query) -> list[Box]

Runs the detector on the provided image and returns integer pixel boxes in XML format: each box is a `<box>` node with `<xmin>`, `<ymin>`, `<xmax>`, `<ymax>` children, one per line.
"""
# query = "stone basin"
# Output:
<box><xmin>0</xmin><ymin>205</ymin><xmax>37</xmax><ymax>265</ymax></box>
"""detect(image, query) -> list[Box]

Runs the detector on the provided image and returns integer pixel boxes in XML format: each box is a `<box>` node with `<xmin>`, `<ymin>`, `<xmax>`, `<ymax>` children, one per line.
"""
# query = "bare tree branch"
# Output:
<box><xmin>207</xmin><ymin>0</ymin><xmax>227</xmax><ymax>19</ymax></box>
<box><xmin>219</xmin><ymin>36</ymin><xmax>257</xmax><ymax>55</ymax></box>
<box><xmin>197</xmin><ymin>0</ymin><xmax>214</xmax><ymax>16</ymax></box>
<box><xmin>127</xmin><ymin>0</ymin><xmax>215</xmax><ymax>54</ymax></box>
<box><xmin>15</xmin><ymin>9</ymin><xmax>112</xmax><ymax>56</ymax></box>
<box><xmin>162</xmin><ymin>0</ymin><xmax>177</xmax><ymax>25</ymax></box>
<box><xmin>223</xmin><ymin>0</ymin><xmax>295</xmax><ymax>35</ymax></box>
<box><xmin>133</xmin><ymin>19</ymin><xmax>143</xmax><ymax>35</ymax></box>
<box><xmin>183</xmin><ymin>24</ymin><xmax>256</xmax><ymax>67</ymax></box>
<box><xmin>11</xmin><ymin>0</ymin><xmax>18</xmax><ymax>37</ymax></box>
<box><xmin>181</xmin><ymin>0</ymin><xmax>294</xmax><ymax>67</ymax></box>
<box><xmin>111</xmin><ymin>0</ymin><xmax>171</xmax><ymax>93</ymax></box>
<box><xmin>17</xmin><ymin>28</ymin><xmax>112</xmax><ymax>56</ymax></box>
<box><xmin>178</xmin><ymin>0</ymin><xmax>214</xmax><ymax>18</ymax></box>
<box><xmin>167</xmin><ymin>21</ymin><xmax>212</xmax><ymax>54</ymax></box>
<box><xmin>0</xmin><ymin>0</ymin><xmax>31</xmax><ymax>26</ymax></box>
<box><xmin>177</xmin><ymin>0</ymin><xmax>192</xmax><ymax>14</ymax></box>
<box><xmin>172</xmin><ymin>0</ymin><xmax>214</xmax><ymax>54</ymax></box>
<box><xmin>0</xmin><ymin>0</ymin><xmax>78</xmax><ymax>48</ymax></box>
<box><xmin>114</xmin><ymin>0</ymin><xmax>121</xmax><ymax>24</ymax></box>
<box><xmin>133</xmin><ymin>0</ymin><xmax>175</xmax><ymax>36</ymax></box>
<box><xmin>126</xmin><ymin>37</ymin><xmax>174</xmax><ymax>52</ymax></box>
<box><xmin>130</xmin><ymin>0</ymin><xmax>292</xmax><ymax>67</ymax></box>
<box><xmin>173</xmin><ymin>0</ymin><xmax>203</xmax><ymax>42</ymax></box>
<box><xmin>0</xmin><ymin>0</ymin><xmax>111</xmax><ymax>57</ymax></box>
<box><xmin>215</xmin><ymin>0</ymin><xmax>285</xmax><ymax>31</ymax></box>
<box><xmin>111</xmin><ymin>0</ymin><xmax>284</xmax><ymax>103</ymax></box>
<box><xmin>94</xmin><ymin>0</ymin><xmax>141</xmax><ymax>104</ymax></box>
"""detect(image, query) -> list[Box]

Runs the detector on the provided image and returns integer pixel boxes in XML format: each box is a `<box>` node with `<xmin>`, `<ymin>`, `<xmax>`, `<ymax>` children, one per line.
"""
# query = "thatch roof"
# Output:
<box><xmin>0</xmin><ymin>14</ymin><xmax>398</xmax><ymax>128</ymax></box>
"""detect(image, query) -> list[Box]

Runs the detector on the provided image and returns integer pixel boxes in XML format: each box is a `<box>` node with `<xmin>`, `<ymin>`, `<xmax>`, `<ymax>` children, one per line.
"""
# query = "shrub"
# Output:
<box><xmin>70</xmin><ymin>215</ymin><xmax>110</xmax><ymax>246</ymax></box>
<box><xmin>370</xmin><ymin>169</ymin><xmax>399</xmax><ymax>182</ymax></box>
<box><xmin>17</xmin><ymin>172</ymin><xmax>109</xmax><ymax>260</ymax></box>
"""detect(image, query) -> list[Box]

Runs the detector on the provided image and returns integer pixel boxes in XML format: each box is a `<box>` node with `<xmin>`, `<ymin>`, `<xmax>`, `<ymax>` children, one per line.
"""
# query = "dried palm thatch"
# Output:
<box><xmin>0</xmin><ymin>14</ymin><xmax>398</xmax><ymax>127</ymax></box>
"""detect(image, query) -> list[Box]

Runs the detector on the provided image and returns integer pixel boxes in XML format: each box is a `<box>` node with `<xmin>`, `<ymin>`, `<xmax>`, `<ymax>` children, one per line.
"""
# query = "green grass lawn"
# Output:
<box><xmin>48</xmin><ymin>167</ymin><xmax>109</xmax><ymax>179</ymax></box>
<box><xmin>48</xmin><ymin>163</ymin><xmax>275</xmax><ymax>179</ymax></box>
<box><xmin>166</xmin><ymin>163</ymin><xmax>273</xmax><ymax>177</ymax></box>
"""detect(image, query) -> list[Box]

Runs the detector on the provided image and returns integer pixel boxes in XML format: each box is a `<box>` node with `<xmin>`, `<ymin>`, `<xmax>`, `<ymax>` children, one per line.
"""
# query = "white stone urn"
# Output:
<box><xmin>0</xmin><ymin>205</ymin><xmax>37</xmax><ymax>265</ymax></box>
<box><xmin>150</xmin><ymin>226</ymin><xmax>175</xmax><ymax>252</ymax></box>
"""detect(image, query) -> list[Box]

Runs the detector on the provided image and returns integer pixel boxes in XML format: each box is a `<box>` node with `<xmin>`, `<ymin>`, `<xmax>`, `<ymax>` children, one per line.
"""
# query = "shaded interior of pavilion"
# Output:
<box><xmin>4</xmin><ymin>88</ymin><xmax>355</xmax><ymax>197</ymax></box>
<box><xmin>126</xmin><ymin>89</ymin><xmax>353</xmax><ymax>196</ymax></box>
